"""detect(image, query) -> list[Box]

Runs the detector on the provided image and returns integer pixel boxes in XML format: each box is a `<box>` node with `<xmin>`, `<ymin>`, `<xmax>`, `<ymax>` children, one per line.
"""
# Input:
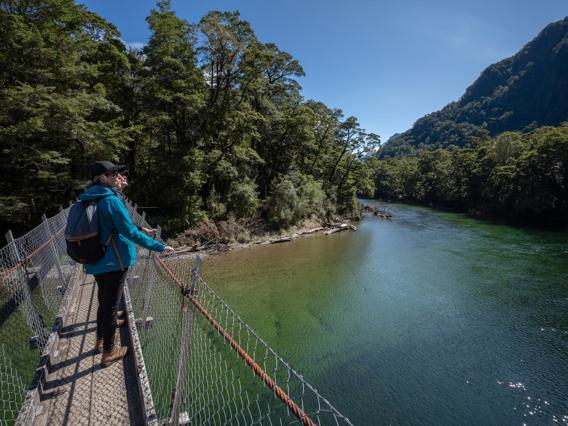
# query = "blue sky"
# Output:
<box><xmin>78</xmin><ymin>0</ymin><xmax>567</xmax><ymax>141</ymax></box>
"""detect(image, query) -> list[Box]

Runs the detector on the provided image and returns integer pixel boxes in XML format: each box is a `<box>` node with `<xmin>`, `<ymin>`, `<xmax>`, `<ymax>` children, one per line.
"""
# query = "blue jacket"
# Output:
<box><xmin>79</xmin><ymin>185</ymin><xmax>166</xmax><ymax>275</ymax></box>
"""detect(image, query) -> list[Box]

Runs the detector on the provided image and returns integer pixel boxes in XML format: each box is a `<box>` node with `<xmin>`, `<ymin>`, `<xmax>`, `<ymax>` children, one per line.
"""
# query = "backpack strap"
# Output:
<box><xmin>103</xmin><ymin>232</ymin><xmax>113</xmax><ymax>248</ymax></box>
<box><xmin>104</xmin><ymin>229</ymin><xmax>125</xmax><ymax>271</ymax></box>
<box><xmin>98</xmin><ymin>194</ymin><xmax>126</xmax><ymax>271</ymax></box>
<box><xmin>110</xmin><ymin>236</ymin><xmax>126</xmax><ymax>272</ymax></box>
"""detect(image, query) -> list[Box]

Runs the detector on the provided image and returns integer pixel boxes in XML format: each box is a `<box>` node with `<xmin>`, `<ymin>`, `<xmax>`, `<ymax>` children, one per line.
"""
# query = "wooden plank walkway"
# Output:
<box><xmin>30</xmin><ymin>273</ymin><xmax>144</xmax><ymax>425</ymax></box>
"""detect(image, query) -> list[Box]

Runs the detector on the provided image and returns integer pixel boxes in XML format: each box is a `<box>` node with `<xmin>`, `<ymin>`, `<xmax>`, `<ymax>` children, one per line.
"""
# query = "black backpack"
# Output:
<box><xmin>65</xmin><ymin>199</ymin><xmax>113</xmax><ymax>264</ymax></box>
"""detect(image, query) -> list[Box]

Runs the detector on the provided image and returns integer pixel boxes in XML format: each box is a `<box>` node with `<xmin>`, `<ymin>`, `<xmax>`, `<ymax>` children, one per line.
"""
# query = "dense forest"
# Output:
<box><xmin>370</xmin><ymin>123</ymin><xmax>568</xmax><ymax>226</ymax></box>
<box><xmin>0</xmin><ymin>0</ymin><xmax>379</xmax><ymax>237</ymax></box>
<box><xmin>380</xmin><ymin>17</ymin><xmax>568</xmax><ymax>158</ymax></box>
<box><xmin>2</xmin><ymin>0</ymin><xmax>566</xmax><ymax>237</ymax></box>
<box><xmin>371</xmin><ymin>17</ymin><xmax>568</xmax><ymax>227</ymax></box>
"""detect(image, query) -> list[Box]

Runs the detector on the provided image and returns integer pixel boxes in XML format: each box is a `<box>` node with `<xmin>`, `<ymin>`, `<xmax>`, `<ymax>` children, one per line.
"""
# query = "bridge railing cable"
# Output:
<box><xmin>0</xmin><ymin>206</ymin><xmax>79</xmax><ymax>426</ymax></box>
<box><xmin>0</xmin><ymin>201</ymin><xmax>353</xmax><ymax>425</ymax></box>
<box><xmin>128</xmin><ymin>206</ymin><xmax>353</xmax><ymax>425</ymax></box>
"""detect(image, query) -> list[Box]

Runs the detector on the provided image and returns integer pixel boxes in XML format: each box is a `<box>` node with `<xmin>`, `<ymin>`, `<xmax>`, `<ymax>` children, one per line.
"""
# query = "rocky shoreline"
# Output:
<box><xmin>167</xmin><ymin>220</ymin><xmax>359</xmax><ymax>257</ymax></box>
<box><xmin>167</xmin><ymin>203</ymin><xmax>392</xmax><ymax>258</ymax></box>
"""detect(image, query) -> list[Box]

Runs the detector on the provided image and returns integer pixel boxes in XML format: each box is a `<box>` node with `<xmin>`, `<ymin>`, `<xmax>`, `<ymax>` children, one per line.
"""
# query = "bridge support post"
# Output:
<box><xmin>5</xmin><ymin>230</ymin><xmax>48</xmax><ymax>349</ymax></box>
<box><xmin>42</xmin><ymin>214</ymin><xmax>67</xmax><ymax>293</ymax></box>
<box><xmin>170</xmin><ymin>256</ymin><xmax>202</xmax><ymax>425</ymax></box>
<box><xmin>140</xmin><ymin>225</ymin><xmax>160</xmax><ymax>331</ymax></box>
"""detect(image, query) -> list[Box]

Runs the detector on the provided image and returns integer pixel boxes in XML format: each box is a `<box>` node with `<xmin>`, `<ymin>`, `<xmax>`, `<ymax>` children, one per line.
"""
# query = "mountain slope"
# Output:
<box><xmin>381</xmin><ymin>17</ymin><xmax>568</xmax><ymax>158</ymax></box>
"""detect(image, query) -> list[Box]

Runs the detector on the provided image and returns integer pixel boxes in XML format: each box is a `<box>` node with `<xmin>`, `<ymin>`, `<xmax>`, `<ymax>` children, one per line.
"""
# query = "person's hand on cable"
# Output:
<box><xmin>163</xmin><ymin>246</ymin><xmax>175</xmax><ymax>253</ymax></box>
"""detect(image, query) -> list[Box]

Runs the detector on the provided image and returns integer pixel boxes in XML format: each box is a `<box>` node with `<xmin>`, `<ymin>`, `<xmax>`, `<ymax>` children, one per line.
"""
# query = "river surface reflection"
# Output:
<box><xmin>203</xmin><ymin>202</ymin><xmax>568</xmax><ymax>425</ymax></box>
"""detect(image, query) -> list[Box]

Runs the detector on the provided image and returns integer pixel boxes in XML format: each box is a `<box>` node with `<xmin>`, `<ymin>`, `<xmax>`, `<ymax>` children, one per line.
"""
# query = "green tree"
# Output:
<box><xmin>0</xmin><ymin>1</ymin><xmax>381</xmax><ymax>235</ymax></box>
<box><xmin>132</xmin><ymin>0</ymin><xmax>207</xmax><ymax>232</ymax></box>
<box><xmin>0</xmin><ymin>0</ymin><xmax>132</xmax><ymax>234</ymax></box>
<box><xmin>228</xmin><ymin>179</ymin><xmax>259</xmax><ymax>218</ymax></box>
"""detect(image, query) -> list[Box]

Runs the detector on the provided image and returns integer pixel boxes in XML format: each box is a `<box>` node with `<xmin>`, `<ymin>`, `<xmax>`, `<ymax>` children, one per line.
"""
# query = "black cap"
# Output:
<box><xmin>90</xmin><ymin>160</ymin><xmax>128</xmax><ymax>179</ymax></box>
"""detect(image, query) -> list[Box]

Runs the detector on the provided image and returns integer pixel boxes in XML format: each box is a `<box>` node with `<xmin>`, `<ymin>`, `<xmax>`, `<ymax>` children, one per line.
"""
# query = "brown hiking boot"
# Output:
<box><xmin>101</xmin><ymin>346</ymin><xmax>128</xmax><ymax>367</ymax></box>
<box><xmin>117</xmin><ymin>318</ymin><xmax>126</xmax><ymax>328</ymax></box>
<box><xmin>96</xmin><ymin>330</ymin><xmax>119</xmax><ymax>354</ymax></box>
<box><xmin>95</xmin><ymin>338</ymin><xmax>104</xmax><ymax>354</ymax></box>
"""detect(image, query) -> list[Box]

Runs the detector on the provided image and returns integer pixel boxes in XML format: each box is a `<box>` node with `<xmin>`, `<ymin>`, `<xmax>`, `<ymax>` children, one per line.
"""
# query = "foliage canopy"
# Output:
<box><xmin>0</xmin><ymin>0</ymin><xmax>379</xmax><ymax>236</ymax></box>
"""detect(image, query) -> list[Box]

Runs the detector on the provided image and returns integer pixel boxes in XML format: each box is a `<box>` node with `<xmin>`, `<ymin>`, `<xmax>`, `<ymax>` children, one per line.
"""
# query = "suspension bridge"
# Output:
<box><xmin>0</xmin><ymin>200</ymin><xmax>353</xmax><ymax>425</ymax></box>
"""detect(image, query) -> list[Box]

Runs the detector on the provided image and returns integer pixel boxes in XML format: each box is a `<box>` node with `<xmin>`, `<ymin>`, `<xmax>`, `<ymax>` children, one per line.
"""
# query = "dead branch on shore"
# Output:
<box><xmin>359</xmin><ymin>203</ymin><xmax>392</xmax><ymax>219</ymax></box>
<box><xmin>170</xmin><ymin>217</ymin><xmax>358</xmax><ymax>254</ymax></box>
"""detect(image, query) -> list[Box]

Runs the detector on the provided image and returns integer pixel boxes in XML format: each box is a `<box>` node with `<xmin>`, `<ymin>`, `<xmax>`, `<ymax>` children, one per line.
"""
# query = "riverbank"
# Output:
<box><xmin>167</xmin><ymin>217</ymin><xmax>360</xmax><ymax>257</ymax></box>
<box><xmin>202</xmin><ymin>201</ymin><xmax>568</xmax><ymax>425</ymax></box>
<box><xmin>369</xmin><ymin>196</ymin><xmax>568</xmax><ymax>230</ymax></box>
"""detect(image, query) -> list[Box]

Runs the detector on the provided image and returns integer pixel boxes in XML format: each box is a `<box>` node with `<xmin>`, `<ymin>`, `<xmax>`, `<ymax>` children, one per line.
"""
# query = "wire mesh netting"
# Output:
<box><xmin>128</xmin><ymin>208</ymin><xmax>352</xmax><ymax>425</ymax></box>
<box><xmin>0</xmin><ymin>345</ymin><xmax>26</xmax><ymax>426</ymax></box>
<box><xmin>0</xmin><ymin>207</ymin><xmax>80</xmax><ymax>426</ymax></box>
<box><xmin>0</xmin><ymin>201</ymin><xmax>352</xmax><ymax>425</ymax></box>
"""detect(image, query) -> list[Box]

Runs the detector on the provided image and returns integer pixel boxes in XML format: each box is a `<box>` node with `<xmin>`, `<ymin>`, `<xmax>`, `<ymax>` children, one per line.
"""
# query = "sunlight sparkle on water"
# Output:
<box><xmin>496</xmin><ymin>380</ymin><xmax>566</xmax><ymax>423</ymax></box>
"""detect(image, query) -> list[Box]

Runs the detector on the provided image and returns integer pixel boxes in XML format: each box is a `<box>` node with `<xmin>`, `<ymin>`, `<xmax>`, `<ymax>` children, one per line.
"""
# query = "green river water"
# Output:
<box><xmin>202</xmin><ymin>201</ymin><xmax>568</xmax><ymax>425</ymax></box>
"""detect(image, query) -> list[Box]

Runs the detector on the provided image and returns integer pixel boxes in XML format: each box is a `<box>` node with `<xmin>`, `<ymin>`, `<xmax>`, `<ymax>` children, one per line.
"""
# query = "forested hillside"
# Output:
<box><xmin>0</xmin><ymin>0</ymin><xmax>378</xmax><ymax>236</ymax></box>
<box><xmin>370</xmin><ymin>124</ymin><xmax>568</xmax><ymax>226</ymax></box>
<box><xmin>381</xmin><ymin>17</ymin><xmax>568</xmax><ymax>158</ymax></box>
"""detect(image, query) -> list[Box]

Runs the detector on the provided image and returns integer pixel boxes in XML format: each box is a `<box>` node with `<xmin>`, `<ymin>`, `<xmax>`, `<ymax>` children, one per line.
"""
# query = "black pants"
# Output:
<box><xmin>94</xmin><ymin>269</ymin><xmax>128</xmax><ymax>352</ymax></box>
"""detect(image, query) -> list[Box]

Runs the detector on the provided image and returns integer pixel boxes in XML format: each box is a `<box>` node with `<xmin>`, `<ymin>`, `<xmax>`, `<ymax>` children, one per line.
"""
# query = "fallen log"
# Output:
<box><xmin>360</xmin><ymin>203</ymin><xmax>392</xmax><ymax>219</ymax></box>
<box><xmin>297</xmin><ymin>227</ymin><xmax>324</xmax><ymax>235</ymax></box>
<box><xmin>270</xmin><ymin>237</ymin><xmax>293</xmax><ymax>244</ymax></box>
<box><xmin>324</xmin><ymin>224</ymin><xmax>357</xmax><ymax>235</ymax></box>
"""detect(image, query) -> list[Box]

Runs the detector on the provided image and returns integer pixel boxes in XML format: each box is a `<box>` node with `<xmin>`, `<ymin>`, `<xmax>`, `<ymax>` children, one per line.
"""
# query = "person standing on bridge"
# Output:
<box><xmin>115</xmin><ymin>167</ymin><xmax>158</xmax><ymax>236</ymax></box>
<box><xmin>111</xmin><ymin>169</ymin><xmax>157</xmax><ymax>325</ymax></box>
<box><xmin>81</xmin><ymin>160</ymin><xmax>174</xmax><ymax>367</ymax></box>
